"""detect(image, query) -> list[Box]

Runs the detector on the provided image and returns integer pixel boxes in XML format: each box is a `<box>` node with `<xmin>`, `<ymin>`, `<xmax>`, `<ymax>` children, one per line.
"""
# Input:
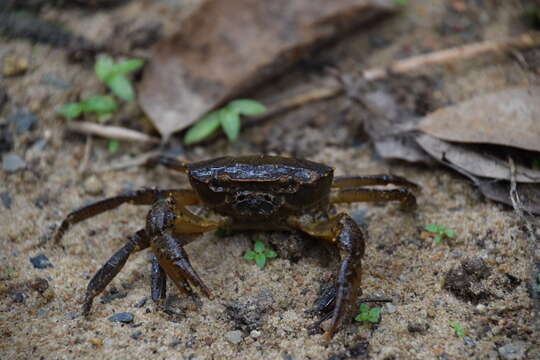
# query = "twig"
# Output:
<box><xmin>249</xmin><ymin>83</ymin><xmax>343</xmax><ymax>124</ymax></box>
<box><xmin>77</xmin><ymin>135</ymin><xmax>93</xmax><ymax>174</ymax></box>
<box><xmin>251</xmin><ymin>32</ymin><xmax>540</xmax><ymax>121</ymax></box>
<box><xmin>94</xmin><ymin>150</ymin><xmax>161</xmax><ymax>173</ymax></box>
<box><xmin>508</xmin><ymin>157</ymin><xmax>540</xmax><ymax>332</ymax></box>
<box><xmin>362</xmin><ymin>32</ymin><xmax>540</xmax><ymax>81</ymax></box>
<box><xmin>67</xmin><ymin>122</ymin><xmax>161</xmax><ymax>144</ymax></box>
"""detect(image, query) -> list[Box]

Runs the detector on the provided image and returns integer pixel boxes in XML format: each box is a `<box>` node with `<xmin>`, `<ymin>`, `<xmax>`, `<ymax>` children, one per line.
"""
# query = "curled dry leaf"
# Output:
<box><xmin>138</xmin><ymin>0</ymin><xmax>395</xmax><ymax>140</ymax></box>
<box><xmin>417</xmin><ymin>86</ymin><xmax>540</xmax><ymax>152</ymax></box>
<box><xmin>415</xmin><ymin>134</ymin><xmax>540</xmax><ymax>183</ymax></box>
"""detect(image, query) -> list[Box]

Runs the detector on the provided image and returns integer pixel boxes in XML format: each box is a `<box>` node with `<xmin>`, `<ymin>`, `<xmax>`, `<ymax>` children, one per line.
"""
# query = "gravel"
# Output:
<box><xmin>225</xmin><ymin>330</ymin><xmax>244</xmax><ymax>345</ymax></box>
<box><xmin>2</xmin><ymin>153</ymin><xmax>26</xmax><ymax>172</ymax></box>
<box><xmin>29</xmin><ymin>254</ymin><xmax>53</xmax><ymax>269</ymax></box>
<box><xmin>108</xmin><ymin>312</ymin><xmax>134</xmax><ymax>324</ymax></box>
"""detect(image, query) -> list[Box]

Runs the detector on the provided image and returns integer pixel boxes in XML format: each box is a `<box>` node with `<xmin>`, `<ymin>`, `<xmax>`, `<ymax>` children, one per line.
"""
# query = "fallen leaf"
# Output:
<box><xmin>139</xmin><ymin>0</ymin><xmax>395</xmax><ymax>140</ymax></box>
<box><xmin>477</xmin><ymin>181</ymin><xmax>540</xmax><ymax>215</ymax></box>
<box><xmin>417</xmin><ymin>86</ymin><xmax>540</xmax><ymax>152</ymax></box>
<box><xmin>374</xmin><ymin>135</ymin><xmax>434</xmax><ymax>163</ymax></box>
<box><xmin>415</xmin><ymin>134</ymin><xmax>540</xmax><ymax>183</ymax></box>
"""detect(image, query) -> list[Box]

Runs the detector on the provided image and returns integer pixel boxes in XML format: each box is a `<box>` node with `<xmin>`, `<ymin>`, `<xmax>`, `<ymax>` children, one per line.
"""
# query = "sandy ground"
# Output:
<box><xmin>1</xmin><ymin>0</ymin><xmax>540</xmax><ymax>359</ymax></box>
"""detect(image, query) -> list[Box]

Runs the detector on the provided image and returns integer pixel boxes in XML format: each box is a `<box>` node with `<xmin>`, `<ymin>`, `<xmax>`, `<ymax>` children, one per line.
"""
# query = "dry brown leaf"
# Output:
<box><xmin>476</xmin><ymin>181</ymin><xmax>540</xmax><ymax>215</ymax></box>
<box><xmin>138</xmin><ymin>0</ymin><xmax>395</xmax><ymax>140</ymax></box>
<box><xmin>417</xmin><ymin>86</ymin><xmax>540</xmax><ymax>152</ymax></box>
<box><xmin>415</xmin><ymin>134</ymin><xmax>540</xmax><ymax>183</ymax></box>
<box><xmin>374</xmin><ymin>135</ymin><xmax>434</xmax><ymax>163</ymax></box>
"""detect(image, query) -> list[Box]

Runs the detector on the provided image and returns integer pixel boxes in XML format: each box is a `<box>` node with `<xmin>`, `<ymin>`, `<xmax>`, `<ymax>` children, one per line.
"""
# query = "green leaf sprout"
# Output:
<box><xmin>95</xmin><ymin>55</ymin><xmax>144</xmax><ymax>102</ymax></box>
<box><xmin>57</xmin><ymin>95</ymin><xmax>117</xmax><ymax>121</ymax></box>
<box><xmin>184</xmin><ymin>99</ymin><xmax>267</xmax><ymax>145</ymax></box>
<box><xmin>449</xmin><ymin>321</ymin><xmax>465</xmax><ymax>337</ymax></box>
<box><xmin>355</xmin><ymin>303</ymin><xmax>381</xmax><ymax>324</ymax></box>
<box><xmin>424</xmin><ymin>224</ymin><xmax>455</xmax><ymax>245</ymax></box>
<box><xmin>243</xmin><ymin>239</ymin><xmax>277</xmax><ymax>270</ymax></box>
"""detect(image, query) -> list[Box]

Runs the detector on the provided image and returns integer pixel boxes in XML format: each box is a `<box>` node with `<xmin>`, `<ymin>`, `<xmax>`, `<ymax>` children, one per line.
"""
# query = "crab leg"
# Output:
<box><xmin>289</xmin><ymin>213</ymin><xmax>366</xmax><ymax>340</ymax></box>
<box><xmin>146</xmin><ymin>155</ymin><xmax>189</xmax><ymax>173</ymax></box>
<box><xmin>330</xmin><ymin>187</ymin><xmax>416</xmax><ymax>210</ymax></box>
<box><xmin>54</xmin><ymin>189</ymin><xmax>199</xmax><ymax>245</ymax></box>
<box><xmin>332</xmin><ymin>175</ymin><xmax>419</xmax><ymax>190</ymax></box>
<box><xmin>146</xmin><ymin>197</ymin><xmax>226</xmax><ymax>301</ymax></box>
<box><xmin>151</xmin><ymin>255</ymin><xmax>167</xmax><ymax>304</ymax></box>
<box><xmin>83</xmin><ymin>229</ymin><xmax>149</xmax><ymax>315</ymax></box>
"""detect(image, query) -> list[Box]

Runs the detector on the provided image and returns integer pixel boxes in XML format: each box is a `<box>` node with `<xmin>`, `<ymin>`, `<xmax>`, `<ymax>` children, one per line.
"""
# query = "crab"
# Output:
<box><xmin>53</xmin><ymin>155</ymin><xmax>418</xmax><ymax>339</ymax></box>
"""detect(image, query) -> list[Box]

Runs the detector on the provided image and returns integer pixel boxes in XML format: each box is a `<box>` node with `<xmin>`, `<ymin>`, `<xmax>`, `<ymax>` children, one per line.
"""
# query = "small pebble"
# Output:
<box><xmin>225</xmin><ymin>330</ymin><xmax>244</xmax><ymax>344</ymax></box>
<box><xmin>134</xmin><ymin>297</ymin><xmax>147</xmax><ymax>308</ymax></box>
<box><xmin>2</xmin><ymin>55</ymin><xmax>29</xmax><ymax>77</ymax></box>
<box><xmin>475</xmin><ymin>304</ymin><xmax>486</xmax><ymax>313</ymax></box>
<box><xmin>384</xmin><ymin>303</ymin><xmax>397</xmax><ymax>313</ymax></box>
<box><xmin>0</xmin><ymin>192</ymin><xmax>12</xmax><ymax>209</ymax></box>
<box><xmin>498</xmin><ymin>341</ymin><xmax>527</xmax><ymax>360</ymax></box>
<box><xmin>9</xmin><ymin>110</ymin><xmax>38</xmax><ymax>135</ymax></box>
<box><xmin>83</xmin><ymin>175</ymin><xmax>104</xmax><ymax>195</ymax></box>
<box><xmin>12</xmin><ymin>291</ymin><xmax>25</xmax><ymax>303</ymax></box>
<box><xmin>2</xmin><ymin>153</ymin><xmax>26</xmax><ymax>172</ymax></box>
<box><xmin>130</xmin><ymin>330</ymin><xmax>143</xmax><ymax>340</ymax></box>
<box><xmin>108</xmin><ymin>312</ymin><xmax>134</xmax><ymax>324</ymax></box>
<box><xmin>89</xmin><ymin>337</ymin><xmax>102</xmax><ymax>347</ymax></box>
<box><xmin>351</xmin><ymin>206</ymin><xmax>368</xmax><ymax>226</ymax></box>
<box><xmin>30</xmin><ymin>254</ymin><xmax>53</xmax><ymax>269</ymax></box>
<box><xmin>250</xmin><ymin>330</ymin><xmax>261</xmax><ymax>339</ymax></box>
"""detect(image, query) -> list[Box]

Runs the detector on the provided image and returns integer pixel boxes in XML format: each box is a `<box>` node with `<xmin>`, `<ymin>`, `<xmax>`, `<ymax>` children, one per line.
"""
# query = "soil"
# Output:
<box><xmin>1</xmin><ymin>0</ymin><xmax>539</xmax><ymax>359</ymax></box>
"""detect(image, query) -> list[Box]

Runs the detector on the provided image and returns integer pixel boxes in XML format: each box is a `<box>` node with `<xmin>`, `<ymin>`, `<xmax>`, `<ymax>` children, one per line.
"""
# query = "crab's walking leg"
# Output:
<box><xmin>146</xmin><ymin>155</ymin><xmax>189</xmax><ymax>173</ymax></box>
<box><xmin>331</xmin><ymin>187</ymin><xmax>417</xmax><ymax>210</ymax></box>
<box><xmin>54</xmin><ymin>189</ymin><xmax>199</xmax><ymax>245</ymax></box>
<box><xmin>83</xmin><ymin>229</ymin><xmax>149</xmax><ymax>315</ymax></box>
<box><xmin>151</xmin><ymin>255</ymin><xmax>167</xmax><ymax>304</ymax></box>
<box><xmin>146</xmin><ymin>196</ymin><xmax>227</xmax><ymax>301</ymax></box>
<box><xmin>289</xmin><ymin>214</ymin><xmax>366</xmax><ymax>340</ymax></box>
<box><xmin>332</xmin><ymin>175</ymin><xmax>419</xmax><ymax>190</ymax></box>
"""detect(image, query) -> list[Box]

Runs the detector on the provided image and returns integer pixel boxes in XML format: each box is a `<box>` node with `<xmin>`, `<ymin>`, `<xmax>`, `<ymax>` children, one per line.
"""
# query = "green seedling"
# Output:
<box><xmin>355</xmin><ymin>303</ymin><xmax>381</xmax><ymax>324</ymax></box>
<box><xmin>424</xmin><ymin>224</ymin><xmax>455</xmax><ymax>245</ymax></box>
<box><xmin>184</xmin><ymin>99</ymin><xmax>266</xmax><ymax>145</ymax></box>
<box><xmin>532</xmin><ymin>158</ymin><xmax>540</xmax><ymax>170</ymax></box>
<box><xmin>243</xmin><ymin>239</ymin><xmax>277</xmax><ymax>269</ymax></box>
<box><xmin>393</xmin><ymin>0</ymin><xmax>408</xmax><ymax>6</ymax></box>
<box><xmin>107</xmin><ymin>139</ymin><xmax>119</xmax><ymax>154</ymax></box>
<box><xmin>449</xmin><ymin>321</ymin><xmax>465</xmax><ymax>337</ymax></box>
<box><xmin>95</xmin><ymin>55</ymin><xmax>144</xmax><ymax>102</ymax></box>
<box><xmin>57</xmin><ymin>95</ymin><xmax>117</xmax><ymax>122</ymax></box>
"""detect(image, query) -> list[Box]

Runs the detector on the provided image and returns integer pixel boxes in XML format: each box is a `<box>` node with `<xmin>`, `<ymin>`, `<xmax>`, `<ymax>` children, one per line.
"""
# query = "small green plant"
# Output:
<box><xmin>95</xmin><ymin>55</ymin><xmax>144</xmax><ymax>102</ymax></box>
<box><xmin>393</xmin><ymin>0</ymin><xmax>408</xmax><ymax>7</ymax></box>
<box><xmin>107</xmin><ymin>139</ymin><xmax>119</xmax><ymax>154</ymax></box>
<box><xmin>449</xmin><ymin>321</ymin><xmax>465</xmax><ymax>337</ymax></box>
<box><xmin>424</xmin><ymin>224</ymin><xmax>455</xmax><ymax>245</ymax></box>
<box><xmin>354</xmin><ymin>303</ymin><xmax>381</xmax><ymax>324</ymax></box>
<box><xmin>532</xmin><ymin>158</ymin><xmax>540</xmax><ymax>170</ymax></box>
<box><xmin>57</xmin><ymin>95</ymin><xmax>117</xmax><ymax>122</ymax></box>
<box><xmin>243</xmin><ymin>239</ymin><xmax>277</xmax><ymax>269</ymax></box>
<box><xmin>57</xmin><ymin>55</ymin><xmax>144</xmax><ymax>122</ymax></box>
<box><xmin>184</xmin><ymin>99</ymin><xmax>267</xmax><ymax>145</ymax></box>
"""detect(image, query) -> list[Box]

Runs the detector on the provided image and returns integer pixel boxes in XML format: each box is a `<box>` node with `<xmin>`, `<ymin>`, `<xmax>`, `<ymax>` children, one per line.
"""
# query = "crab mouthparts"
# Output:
<box><xmin>231</xmin><ymin>191</ymin><xmax>283</xmax><ymax>217</ymax></box>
